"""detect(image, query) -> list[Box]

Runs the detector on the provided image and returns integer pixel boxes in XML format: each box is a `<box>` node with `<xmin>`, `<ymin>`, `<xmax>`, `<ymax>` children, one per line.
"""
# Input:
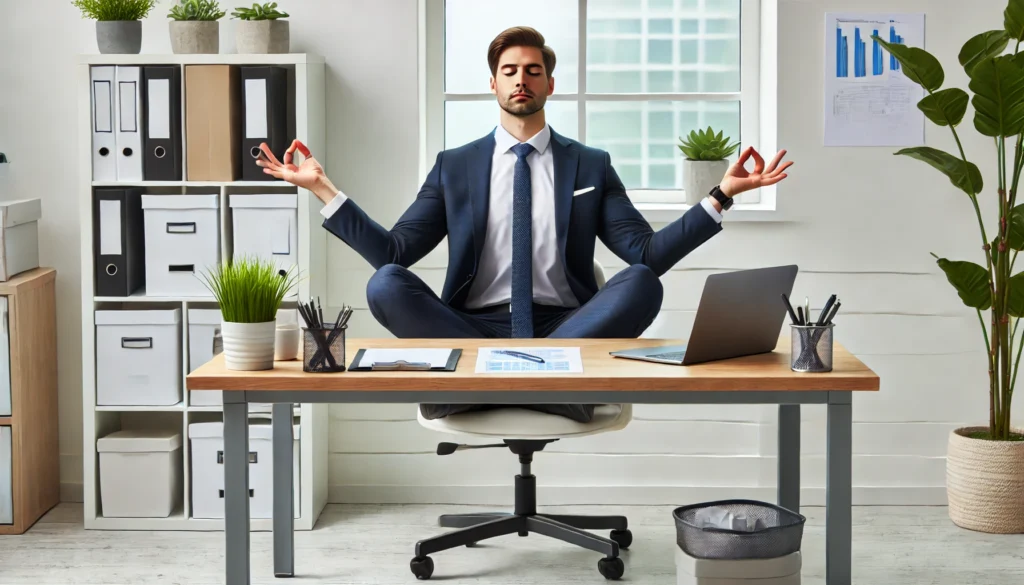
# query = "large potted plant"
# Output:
<box><xmin>678</xmin><ymin>127</ymin><xmax>739</xmax><ymax>206</ymax></box>
<box><xmin>232</xmin><ymin>2</ymin><xmax>289</xmax><ymax>54</ymax></box>
<box><xmin>874</xmin><ymin>0</ymin><xmax>1024</xmax><ymax>534</ymax></box>
<box><xmin>71</xmin><ymin>0</ymin><xmax>157</xmax><ymax>54</ymax></box>
<box><xmin>198</xmin><ymin>256</ymin><xmax>298</xmax><ymax>371</ymax></box>
<box><xmin>168</xmin><ymin>0</ymin><xmax>225</xmax><ymax>54</ymax></box>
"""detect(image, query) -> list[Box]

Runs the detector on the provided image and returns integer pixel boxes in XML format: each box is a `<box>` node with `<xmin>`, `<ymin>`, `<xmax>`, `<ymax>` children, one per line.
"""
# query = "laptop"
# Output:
<box><xmin>609</xmin><ymin>264</ymin><xmax>798</xmax><ymax>366</ymax></box>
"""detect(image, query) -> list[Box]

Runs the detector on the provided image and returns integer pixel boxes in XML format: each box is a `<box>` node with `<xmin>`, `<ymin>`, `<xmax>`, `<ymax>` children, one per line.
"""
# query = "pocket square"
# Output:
<box><xmin>573</xmin><ymin>186</ymin><xmax>595</xmax><ymax>196</ymax></box>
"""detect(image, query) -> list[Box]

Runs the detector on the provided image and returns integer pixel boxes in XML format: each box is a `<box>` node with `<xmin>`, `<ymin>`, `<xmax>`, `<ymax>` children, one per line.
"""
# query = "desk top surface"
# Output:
<box><xmin>187</xmin><ymin>338</ymin><xmax>879</xmax><ymax>392</ymax></box>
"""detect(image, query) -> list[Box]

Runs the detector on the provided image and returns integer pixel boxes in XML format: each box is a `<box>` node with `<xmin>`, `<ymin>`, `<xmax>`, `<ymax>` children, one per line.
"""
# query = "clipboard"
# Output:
<box><xmin>348</xmin><ymin>348</ymin><xmax>462</xmax><ymax>372</ymax></box>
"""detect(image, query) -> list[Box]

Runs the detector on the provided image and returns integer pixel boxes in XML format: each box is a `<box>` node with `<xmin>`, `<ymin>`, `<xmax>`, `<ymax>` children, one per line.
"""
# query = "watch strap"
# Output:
<box><xmin>710</xmin><ymin>185</ymin><xmax>733</xmax><ymax>210</ymax></box>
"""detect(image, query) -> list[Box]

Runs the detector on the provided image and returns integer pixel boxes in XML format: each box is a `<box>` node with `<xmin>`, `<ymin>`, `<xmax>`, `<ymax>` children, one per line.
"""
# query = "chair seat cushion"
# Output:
<box><xmin>417</xmin><ymin>404</ymin><xmax>632</xmax><ymax>440</ymax></box>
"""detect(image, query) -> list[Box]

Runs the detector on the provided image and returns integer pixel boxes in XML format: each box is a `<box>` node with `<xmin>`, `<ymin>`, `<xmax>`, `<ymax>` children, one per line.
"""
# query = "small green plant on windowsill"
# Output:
<box><xmin>677</xmin><ymin>126</ymin><xmax>740</xmax><ymax>161</ymax></box>
<box><xmin>678</xmin><ymin>126</ymin><xmax>739</xmax><ymax>205</ymax></box>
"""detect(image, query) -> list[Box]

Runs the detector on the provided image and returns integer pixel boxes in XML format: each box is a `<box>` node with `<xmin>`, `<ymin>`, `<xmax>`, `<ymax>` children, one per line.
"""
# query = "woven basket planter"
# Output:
<box><xmin>946</xmin><ymin>426</ymin><xmax>1024</xmax><ymax>534</ymax></box>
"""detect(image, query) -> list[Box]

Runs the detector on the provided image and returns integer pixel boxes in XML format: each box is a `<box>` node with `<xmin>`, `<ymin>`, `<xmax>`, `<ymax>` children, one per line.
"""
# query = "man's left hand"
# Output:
<box><xmin>719</xmin><ymin>146</ymin><xmax>793</xmax><ymax>197</ymax></box>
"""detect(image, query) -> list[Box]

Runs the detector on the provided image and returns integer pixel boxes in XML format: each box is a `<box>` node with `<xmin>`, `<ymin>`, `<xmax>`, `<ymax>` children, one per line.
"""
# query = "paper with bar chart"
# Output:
<box><xmin>824</xmin><ymin>12</ymin><xmax>925</xmax><ymax>146</ymax></box>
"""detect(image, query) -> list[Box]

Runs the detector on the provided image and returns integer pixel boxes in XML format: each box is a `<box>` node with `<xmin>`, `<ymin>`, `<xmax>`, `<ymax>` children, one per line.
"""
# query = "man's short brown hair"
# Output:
<box><xmin>487</xmin><ymin>26</ymin><xmax>557</xmax><ymax>78</ymax></box>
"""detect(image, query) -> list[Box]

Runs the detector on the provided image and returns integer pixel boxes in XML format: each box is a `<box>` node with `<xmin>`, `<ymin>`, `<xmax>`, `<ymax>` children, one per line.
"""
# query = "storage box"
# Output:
<box><xmin>188</xmin><ymin>309</ymin><xmax>223</xmax><ymax>407</ymax></box>
<box><xmin>0</xmin><ymin>198</ymin><xmax>41</xmax><ymax>282</ymax></box>
<box><xmin>98</xmin><ymin>429</ymin><xmax>182</xmax><ymax>518</ymax></box>
<box><xmin>229</xmin><ymin>194</ymin><xmax>298</xmax><ymax>275</ymax></box>
<box><xmin>676</xmin><ymin>547</ymin><xmax>801</xmax><ymax>585</ymax></box>
<box><xmin>189</xmin><ymin>421</ymin><xmax>300</xmax><ymax>519</ymax></box>
<box><xmin>95</xmin><ymin>309</ymin><xmax>181</xmax><ymax>406</ymax></box>
<box><xmin>142</xmin><ymin>194</ymin><xmax>220</xmax><ymax>297</ymax></box>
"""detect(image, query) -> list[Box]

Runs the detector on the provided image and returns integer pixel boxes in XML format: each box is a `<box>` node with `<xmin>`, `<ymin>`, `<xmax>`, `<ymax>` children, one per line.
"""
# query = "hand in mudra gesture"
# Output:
<box><xmin>719</xmin><ymin>146</ymin><xmax>793</xmax><ymax>197</ymax></box>
<box><xmin>256</xmin><ymin>140</ymin><xmax>340</xmax><ymax>204</ymax></box>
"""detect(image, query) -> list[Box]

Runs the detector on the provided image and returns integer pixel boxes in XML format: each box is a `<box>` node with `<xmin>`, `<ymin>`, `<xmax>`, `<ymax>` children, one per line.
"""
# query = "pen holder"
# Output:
<box><xmin>790</xmin><ymin>323</ymin><xmax>834</xmax><ymax>373</ymax></box>
<box><xmin>302</xmin><ymin>326</ymin><xmax>346</xmax><ymax>373</ymax></box>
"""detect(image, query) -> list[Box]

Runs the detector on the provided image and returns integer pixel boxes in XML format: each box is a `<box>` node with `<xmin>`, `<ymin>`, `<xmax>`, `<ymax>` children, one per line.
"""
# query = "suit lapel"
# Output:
<box><xmin>467</xmin><ymin>131</ymin><xmax>495</xmax><ymax>269</ymax></box>
<box><xmin>550</xmin><ymin>130</ymin><xmax>578</xmax><ymax>263</ymax></box>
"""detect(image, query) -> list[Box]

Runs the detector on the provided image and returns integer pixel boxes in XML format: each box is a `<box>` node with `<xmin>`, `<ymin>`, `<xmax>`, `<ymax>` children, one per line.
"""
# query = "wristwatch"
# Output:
<box><xmin>709</xmin><ymin>185</ymin><xmax>733</xmax><ymax>211</ymax></box>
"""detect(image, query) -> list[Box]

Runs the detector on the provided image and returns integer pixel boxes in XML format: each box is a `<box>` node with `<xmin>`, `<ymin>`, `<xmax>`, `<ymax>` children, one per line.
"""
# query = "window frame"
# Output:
<box><xmin>419</xmin><ymin>0</ymin><xmax>778</xmax><ymax>217</ymax></box>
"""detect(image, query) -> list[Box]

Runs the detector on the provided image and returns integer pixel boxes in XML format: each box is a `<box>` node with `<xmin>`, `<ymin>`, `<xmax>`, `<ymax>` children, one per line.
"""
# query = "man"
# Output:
<box><xmin>257</xmin><ymin>26</ymin><xmax>792</xmax><ymax>423</ymax></box>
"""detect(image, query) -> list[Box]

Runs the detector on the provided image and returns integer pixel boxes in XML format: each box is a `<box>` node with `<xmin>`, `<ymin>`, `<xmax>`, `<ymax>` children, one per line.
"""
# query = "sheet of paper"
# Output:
<box><xmin>824</xmin><ymin>12</ymin><xmax>926</xmax><ymax>146</ymax></box>
<box><xmin>475</xmin><ymin>347</ymin><xmax>583</xmax><ymax>374</ymax></box>
<box><xmin>357</xmin><ymin>348</ymin><xmax>454</xmax><ymax>368</ymax></box>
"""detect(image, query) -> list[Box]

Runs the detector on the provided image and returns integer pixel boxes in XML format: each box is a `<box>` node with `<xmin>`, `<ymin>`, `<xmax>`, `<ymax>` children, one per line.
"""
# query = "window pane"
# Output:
<box><xmin>649</xmin><ymin>18</ymin><xmax>673</xmax><ymax>34</ymax></box>
<box><xmin>648</xmin><ymin>39</ymin><xmax>672</xmax><ymax>64</ymax></box>
<box><xmin>647</xmin><ymin>71</ymin><xmax>674</xmax><ymax>92</ymax></box>
<box><xmin>649</xmin><ymin>0</ymin><xmax>675</xmax><ymax>10</ymax></box>
<box><xmin>586</xmin><ymin>101</ymin><xmax>740</xmax><ymax>190</ymax></box>
<box><xmin>444</xmin><ymin>100</ymin><xmax>578</xmax><ymax>149</ymax></box>
<box><xmin>679</xmin><ymin>19</ymin><xmax>699</xmax><ymax>34</ymax></box>
<box><xmin>589</xmin><ymin>71</ymin><xmax>643</xmax><ymax>93</ymax></box>
<box><xmin>445</xmin><ymin>0</ymin><xmax>578</xmax><ymax>94</ymax></box>
<box><xmin>706</xmin><ymin>17</ymin><xmax>738</xmax><ymax>34</ymax></box>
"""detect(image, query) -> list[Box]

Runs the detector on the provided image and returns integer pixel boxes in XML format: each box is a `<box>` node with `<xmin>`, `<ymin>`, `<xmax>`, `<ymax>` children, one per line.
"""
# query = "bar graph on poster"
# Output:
<box><xmin>824</xmin><ymin>13</ymin><xmax>925</xmax><ymax>146</ymax></box>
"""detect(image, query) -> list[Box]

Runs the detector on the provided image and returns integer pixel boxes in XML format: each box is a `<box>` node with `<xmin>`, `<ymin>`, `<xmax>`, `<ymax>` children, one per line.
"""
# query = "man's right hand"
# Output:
<box><xmin>257</xmin><ymin>140</ymin><xmax>340</xmax><ymax>204</ymax></box>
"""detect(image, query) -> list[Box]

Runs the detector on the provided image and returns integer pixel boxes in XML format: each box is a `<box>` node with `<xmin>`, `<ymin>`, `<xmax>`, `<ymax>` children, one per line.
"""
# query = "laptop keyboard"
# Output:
<box><xmin>649</xmin><ymin>351</ymin><xmax>685</xmax><ymax>361</ymax></box>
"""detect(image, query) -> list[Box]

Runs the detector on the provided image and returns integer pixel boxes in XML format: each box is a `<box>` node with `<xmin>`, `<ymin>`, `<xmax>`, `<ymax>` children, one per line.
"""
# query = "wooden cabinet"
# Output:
<box><xmin>0</xmin><ymin>267</ymin><xmax>59</xmax><ymax>534</ymax></box>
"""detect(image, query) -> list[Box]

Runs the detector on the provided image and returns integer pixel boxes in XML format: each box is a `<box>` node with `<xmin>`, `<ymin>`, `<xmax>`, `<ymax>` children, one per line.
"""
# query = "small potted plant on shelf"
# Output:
<box><xmin>678</xmin><ymin>127</ymin><xmax>740</xmax><ymax>206</ymax></box>
<box><xmin>197</xmin><ymin>255</ymin><xmax>298</xmax><ymax>371</ymax></box>
<box><xmin>72</xmin><ymin>0</ymin><xmax>157</xmax><ymax>54</ymax></box>
<box><xmin>232</xmin><ymin>1</ymin><xmax>289</xmax><ymax>54</ymax></box>
<box><xmin>168</xmin><ymin>0</ymin><xmax>225</xmax><ymax>54</ymax></box>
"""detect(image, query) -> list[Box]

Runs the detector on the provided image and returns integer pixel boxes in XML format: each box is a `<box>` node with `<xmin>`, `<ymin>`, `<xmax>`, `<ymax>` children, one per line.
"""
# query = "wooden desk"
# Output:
<box><xmin>188</xmin><ymin>337</ymin><xmax>879</xmax><ymax>585</ymax></box>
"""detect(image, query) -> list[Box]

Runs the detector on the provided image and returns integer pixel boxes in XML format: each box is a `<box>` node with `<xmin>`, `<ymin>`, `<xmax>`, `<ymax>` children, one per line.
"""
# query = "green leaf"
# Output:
<box><xmin>872</xmin><ymin>34</ymin><xmax>944</xmax><ymax>91</ymax></box>
<box><xmin>1006</xmin><ymin>0</ymin><xmax>1024</xmax><ymax>41</ymax></box>
<box><xmin>917</xmin><ymin>88</ymin><xmax>969</xmax><ymax>127</ymax></box>
<box><xmin>969</xmin><ymin>54</ymin><xmax>1024</xmax><ymax>136</ymax></box>
<box><xmin>895</xmin><ymin>146</ymin><xmax>984</xmax><ymax>195</ymax></box>
<box><xmin>959</xmin><ymin>30</ymin><xmax>1010</xmax><ymax>74</ymax></box>
<box><xmin>935</xmin><ymin>257</ymin><xmax>992</xmax><ymax>310</ymax></box>
<box><xmin>1008</xmin><ymin>272</ymin><xmax>1024</xmax><ymax>317</ymax></box>
<box><xmin>1009</xmin><ymin>205</ymin><xmax>1024</xmax><ymax>250</ymax></box>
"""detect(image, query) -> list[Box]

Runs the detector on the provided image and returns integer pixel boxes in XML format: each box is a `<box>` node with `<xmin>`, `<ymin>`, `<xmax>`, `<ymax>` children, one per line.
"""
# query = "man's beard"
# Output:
<box><xmin>500</xmin><ymin>92</ymin><xmax>545</xmax><ymax>117</ymax></box>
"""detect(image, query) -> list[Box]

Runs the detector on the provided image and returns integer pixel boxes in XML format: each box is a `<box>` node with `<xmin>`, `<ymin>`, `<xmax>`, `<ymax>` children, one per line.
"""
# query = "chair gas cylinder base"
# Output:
<box><xmin>411</xmin><ymin>404</ymin><xmax>634</xmax><ymax>581</ymax></box>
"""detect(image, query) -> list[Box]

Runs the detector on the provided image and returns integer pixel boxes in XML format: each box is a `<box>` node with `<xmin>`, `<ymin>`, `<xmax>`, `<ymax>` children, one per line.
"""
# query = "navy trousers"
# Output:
<box><xmin>365</xmin><ymin>263</ymin><xmax>664</xmax><ymax>422</ymax></box>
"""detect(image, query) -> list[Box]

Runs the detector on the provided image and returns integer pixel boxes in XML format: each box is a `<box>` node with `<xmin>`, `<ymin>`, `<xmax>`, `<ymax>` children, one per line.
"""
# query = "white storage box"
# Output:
<box><xmin>229</xmin><ymin>194</ymin><xmax>297</xmax><ymax>275</ymax></box>
<box><xmin>676</xmin><ymin>547</ymin><xmax>801</xmax><ymax>585</ymax></box>
<box><xmin>98</xmin><ymin>429</ymin><xmax>182</xmax><ymax>518</ymax></box>
<box><xmin>95</xmin><ymin>309</ymin><xmax>181</xmax><ymax>406</ymax></box>
<box><xmin>142</xmin><ymin>194</ymin><xmax>220</xmax><ymax>297</ymax></box>
<box><xmin>189</xmin><ymin>421</ymin><xmax>300</xmax><ymax>519</ymax></box>
<box><xmin>0</xmin><ymin>198</ymin><xmax>41</xmax><ymax>282</ymax></box>
<box><xmin>188</xmin><ymin>309</ymin><xmax>223</xmax><ymax>407</ymax></box>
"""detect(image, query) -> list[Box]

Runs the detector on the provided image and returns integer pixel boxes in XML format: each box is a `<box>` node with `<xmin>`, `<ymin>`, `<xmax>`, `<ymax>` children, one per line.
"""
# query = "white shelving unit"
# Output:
<box><xmin>77</xmin><ymin>53</ymin><xmax>329</xmax><ymax>531</ymax></box>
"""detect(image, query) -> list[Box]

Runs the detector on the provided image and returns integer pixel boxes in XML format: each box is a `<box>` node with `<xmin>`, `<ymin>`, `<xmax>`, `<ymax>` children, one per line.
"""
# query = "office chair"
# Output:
<box><xmin>410</xmin><ymin>260</ymin><xmax>634</xmax><ymax>581</ymax></box>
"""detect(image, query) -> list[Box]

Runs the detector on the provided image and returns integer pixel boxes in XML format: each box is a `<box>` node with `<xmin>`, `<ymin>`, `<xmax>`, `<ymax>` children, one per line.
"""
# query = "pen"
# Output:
<box><xmin>781</xmin><ymin>294</ymin><xmax>800</xmax><ymax>325</ymax></box>
<box><xmin>797</xmin><ymin>306</ymin><xmax>804</xmax><ymax>325</ymax></box>
<box><xmin>817</xmin><ymin>294</ymin><xmax>837</xmax><ymax>326</ymax></box>
<box><xmin>804</xmin><ymin>297</ymin><xmax>810</xmax><ymax>325</ymax></box>
<box><xmin>823</xmin><ymin>300</ymin><xmax>842</xmax><ymax>325</ymax></box>
<box><xmin>494</xmin><ymin>349</ymin><xmax>545</xmax><ymax>363</ymax></box>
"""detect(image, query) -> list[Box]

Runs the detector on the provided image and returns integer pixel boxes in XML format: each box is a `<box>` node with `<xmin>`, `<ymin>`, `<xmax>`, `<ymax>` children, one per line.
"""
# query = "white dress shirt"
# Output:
<box><xmin>319</xmin><ymin>124</ymin><xmax>724</xmax><ymax>309</ymax></box>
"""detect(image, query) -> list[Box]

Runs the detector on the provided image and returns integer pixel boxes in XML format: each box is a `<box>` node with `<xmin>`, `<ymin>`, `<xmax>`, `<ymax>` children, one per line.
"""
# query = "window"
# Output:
<box><xmin>422</xmin><ymin>0</ymin><xmax>767</xmax><ymax>207</ymax></box>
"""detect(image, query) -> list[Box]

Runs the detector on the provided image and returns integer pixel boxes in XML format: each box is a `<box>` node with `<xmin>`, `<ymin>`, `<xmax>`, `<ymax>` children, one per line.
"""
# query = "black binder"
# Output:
<box><xmin>141</xmin><ymin>65</ymin><xmax>183</xmax><ymax>181</ymax></box>
<box><xmin>240</xmin><ymin>66</ymin><xmax>288</xmax><ymax>181</ymax></box>
<box><xmin>348</xmin><ymin>349</ymin><xmax>463</xmax><ymax>371</ymax></box>
<box><xmin>93</xmin><ymin>188</ymin><xmax>145</xmax><ymax>297</ymax></box>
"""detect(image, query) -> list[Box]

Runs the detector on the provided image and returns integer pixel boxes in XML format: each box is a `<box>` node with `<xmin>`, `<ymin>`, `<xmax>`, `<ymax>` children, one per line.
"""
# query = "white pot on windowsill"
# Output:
<box><xmin>682</xmin><ymin>158</ymin><xmax>729</xmax><ymax>207</ymax></box>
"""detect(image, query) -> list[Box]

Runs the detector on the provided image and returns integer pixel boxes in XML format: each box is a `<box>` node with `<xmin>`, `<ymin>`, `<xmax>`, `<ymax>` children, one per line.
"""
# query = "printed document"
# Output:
<box><xmin>475</xmin><ymin>347</ymin><xmax>584</xmax><ymax>374</ymax></box>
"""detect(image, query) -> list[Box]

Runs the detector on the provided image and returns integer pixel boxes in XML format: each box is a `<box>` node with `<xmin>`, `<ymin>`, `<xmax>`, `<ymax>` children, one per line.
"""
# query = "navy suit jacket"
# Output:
<box><xmin>322</xmin><ymin>128</ymin><xmax>723</xmax><ymax>310</ymax></box>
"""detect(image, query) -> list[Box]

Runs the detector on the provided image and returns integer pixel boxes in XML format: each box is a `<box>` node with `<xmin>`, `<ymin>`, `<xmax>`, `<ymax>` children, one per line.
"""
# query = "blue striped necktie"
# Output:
<box><xmin>510</xmin><ymin>142</ymin><xmax>536</xmax><ymax>338</ymax></box>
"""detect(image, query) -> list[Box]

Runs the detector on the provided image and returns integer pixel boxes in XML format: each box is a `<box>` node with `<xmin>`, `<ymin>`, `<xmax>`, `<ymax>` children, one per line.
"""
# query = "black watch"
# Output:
<box><xmin>710</xmin><ymin>185</ymin><xmax>733</xmax><ymax>210</ymax></box>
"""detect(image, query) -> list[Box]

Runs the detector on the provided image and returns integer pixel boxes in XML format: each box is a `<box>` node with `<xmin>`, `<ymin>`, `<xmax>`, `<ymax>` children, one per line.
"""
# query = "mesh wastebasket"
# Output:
<box><xmin>673</xmin><ymin>499</ymin><xmax>805</xmax><ymax>560</ymax></box>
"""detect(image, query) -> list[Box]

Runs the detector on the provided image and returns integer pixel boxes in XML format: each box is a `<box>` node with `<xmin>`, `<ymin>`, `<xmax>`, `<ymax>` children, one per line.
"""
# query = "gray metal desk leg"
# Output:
<box><xmin>272</xmin><ymin>402</ymin><xmax>295</xmax><ymax>578</ymax></box>
<box><xmin>777</xmin><ymin>404</ymin><xmax>800</xmax><ymax>513</ymax></box>
<box><xmin>224</xmin><ymin>391</ymin><xmax>251</xmax><ymax>585</ymax></box>
<box><xmin>826</xmin><ymin>392</ymin><xmax>853</xmax><ymax>585</ymax></box>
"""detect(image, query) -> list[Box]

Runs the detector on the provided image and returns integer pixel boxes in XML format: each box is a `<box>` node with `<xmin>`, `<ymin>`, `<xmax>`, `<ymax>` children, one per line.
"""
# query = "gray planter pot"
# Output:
<box><xmin>170</xmin><ymin>21</ymin><xmax>220</xmax><ymax>54</ymax></box>
<box><xmin>96</xmin><ymin>20</ymin><xmax>142</xmax><ymax>54</ymax></box>
<box><xmin>682</xmin><ymin>159</ymin><xmax>730</xmax><ymax>206</ymax></box>
<box><xmin>236</xmin><ymin>20</ymin><xmax>289</xmax><ymax>54</ymax></box>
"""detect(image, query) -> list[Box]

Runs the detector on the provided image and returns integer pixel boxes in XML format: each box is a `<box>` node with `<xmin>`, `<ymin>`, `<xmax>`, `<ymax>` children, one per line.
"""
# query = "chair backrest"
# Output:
<box><xmin>593</xmin><ymin>259</ymin><xmax>607</xmax><ymax>290</ymax></box>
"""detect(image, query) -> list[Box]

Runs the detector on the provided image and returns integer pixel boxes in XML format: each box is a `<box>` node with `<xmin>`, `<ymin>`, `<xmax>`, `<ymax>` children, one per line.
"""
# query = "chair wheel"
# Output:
<box><xmin>610</xmin><ymin>529</ymin><xmax>632</xmax><ymax>549</ymax></box>
<box><xmin>598</xmin><ymin>556</ymin><xmax>625</xmax><ymax>580</ymax></box>
<box><xmin>466</xmin><ymin>541</ymin><xmax>478</xmax><ymax>547</ymax></box>
<box><xmin>410</xmin><ymin>556</ymin><xmax>434</xmax><ymax>580</ymax></box>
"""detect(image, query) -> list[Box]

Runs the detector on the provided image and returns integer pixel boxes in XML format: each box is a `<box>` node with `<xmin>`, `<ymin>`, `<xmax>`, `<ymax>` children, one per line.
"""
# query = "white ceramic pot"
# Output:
<box><xmin>235</xmin><ymin>20</ymin><xmax>289</xmax><ymax>54</ymax></box>
<box><xmin>169</xmin><ymin>20</ymin><xmax>219</xmax><ymax>54</ymax></box>
<box><xmin>682</xmin><ymin>159</ymin><xmax>729</xmax><ymax>206</ymax></box>
<box><xmin>221</xmin><ymin>321</ymin><xmax>276</xmax><ymax>371</ymax></box>
<box><xmin>274</xmin><ymin>325</ymin><xmax>300</xmax><ymax>361</ymax></box>
<box><xmin>946</xmin><ymin>426</ymin><xmax>1024</xmax><ymax>533</ymax></box>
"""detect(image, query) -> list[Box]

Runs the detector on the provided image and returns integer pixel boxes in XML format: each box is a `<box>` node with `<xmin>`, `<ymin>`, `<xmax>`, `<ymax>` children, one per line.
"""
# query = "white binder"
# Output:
<box><xmin>115</xmin><ymin>66</ymin><xmax>143</xmax><ymax>182</ymax></box>
<box><xmin>0</xmin><ymin>297</ymin><xmax>10</xmax><ymax>417</ymax></box>
<box><xmin>90</xmin><ymin>66</ymin><xmax>117</xmax><ymax>182</ymax></box>
<box><xmin>0</xmin><ymin>425</ymin><xmax>11</xmax><ymax>525</ymax></box>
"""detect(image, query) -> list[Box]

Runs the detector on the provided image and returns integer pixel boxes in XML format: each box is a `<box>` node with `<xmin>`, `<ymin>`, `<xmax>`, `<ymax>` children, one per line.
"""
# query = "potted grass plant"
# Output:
<box><xmin>678</xmin><ymin>127</ymin><xmax>740</xmax><ymax>206</ymax></box>
<box><xmin>198</xmin><ymin>255</ymin><xmax>298</xmax><ymax>371</ymax></box>
<box><xmin>232</xmin><ymin>2</ymin><xmax>289</xmax><ymax>54</ymax></box>
<box><xmin>71</xmin><ymin>0</ymin><xmax>157</xmax><ymax>54</ymax></box>
<box><xmin>168</xmin><ymin>0</ymin><xmax>225</xmax><ymax>54</ymax></box>
<box><xmin>874</xmin><ymin>0</ymin><xmax>1024</xmax><ymax>534</ymax></box>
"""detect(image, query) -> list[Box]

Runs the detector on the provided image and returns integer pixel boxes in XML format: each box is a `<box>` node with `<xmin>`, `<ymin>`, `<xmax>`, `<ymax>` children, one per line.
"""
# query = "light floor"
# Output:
<box><xmin>1</xmin><ymin>503</ymin><xmax>1022</xmax><ymax>584</ymax></box>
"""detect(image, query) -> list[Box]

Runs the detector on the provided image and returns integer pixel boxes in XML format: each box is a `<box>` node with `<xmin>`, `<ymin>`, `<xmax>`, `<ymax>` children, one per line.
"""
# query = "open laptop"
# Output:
<box><xmin>610</xmin><ymin>264</ymin><xmax>798</xmax><ymax>365</ymax></box>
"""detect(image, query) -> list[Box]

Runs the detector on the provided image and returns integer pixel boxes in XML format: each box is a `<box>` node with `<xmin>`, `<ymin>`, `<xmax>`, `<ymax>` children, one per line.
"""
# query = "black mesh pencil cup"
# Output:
<box><xmin>673</xmin><ymin>500</ymin><xmax>806</xmax><ymax>560</ymax></box>
<box><xmin>302</xmin><ymin>326</ymin><xmax>346</xmax><ymax>373</ymax></box>
<box><xmin>790</xmin><ymin>322</ymin><xmax>834</xmax><ymax>372</ymax></box>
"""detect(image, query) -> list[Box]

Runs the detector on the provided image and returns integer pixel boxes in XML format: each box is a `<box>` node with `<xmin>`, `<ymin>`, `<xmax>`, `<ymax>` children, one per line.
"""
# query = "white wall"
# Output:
<box><xmin>1</xmin><ymin>0</ymin><xmax>1020</xmax><ymax>506</ymax></box>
